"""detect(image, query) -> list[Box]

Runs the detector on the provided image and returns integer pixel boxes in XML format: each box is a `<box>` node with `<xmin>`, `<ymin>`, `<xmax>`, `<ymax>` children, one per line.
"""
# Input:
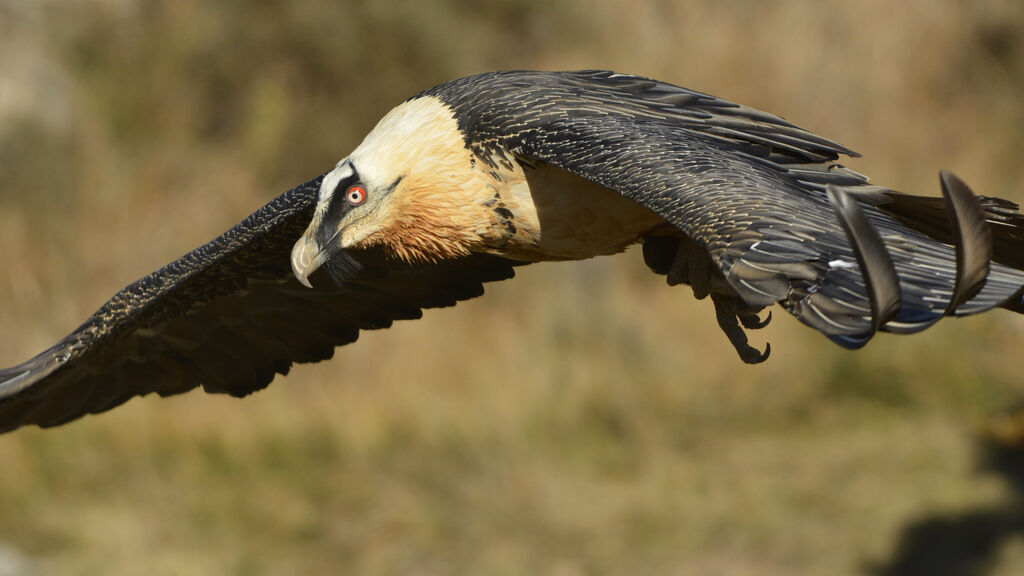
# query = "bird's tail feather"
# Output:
<box><xmin>824</xmin><ymin>172</ymin><xmax>1024</xmax><ymax>327</ymax></box>
<box><xmin>879</xmin><ymin>181</ymin><xmax>1024</xmax><ymax>274</ymax></box>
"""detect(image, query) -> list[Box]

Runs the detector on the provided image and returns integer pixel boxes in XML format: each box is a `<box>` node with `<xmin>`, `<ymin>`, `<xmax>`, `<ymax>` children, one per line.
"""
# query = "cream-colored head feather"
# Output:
<box><xmin>293</xmin><ymin>95</ymin><xmax>500</xmax><ymax>280</ymax></box>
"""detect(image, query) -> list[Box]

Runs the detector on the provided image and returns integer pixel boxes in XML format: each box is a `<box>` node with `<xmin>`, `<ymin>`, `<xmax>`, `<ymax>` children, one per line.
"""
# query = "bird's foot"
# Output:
<box><xmin>711</xmin><ymin>293</ymin><xmax>771</xmax><ymax>364</ymax></box>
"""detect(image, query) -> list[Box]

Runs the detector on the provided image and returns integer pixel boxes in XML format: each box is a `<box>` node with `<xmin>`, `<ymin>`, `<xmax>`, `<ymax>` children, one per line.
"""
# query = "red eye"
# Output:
<box><xmin>346</xmin><ymin>185</ymin><xmax>367</xmax><ymax>206</ymax></box>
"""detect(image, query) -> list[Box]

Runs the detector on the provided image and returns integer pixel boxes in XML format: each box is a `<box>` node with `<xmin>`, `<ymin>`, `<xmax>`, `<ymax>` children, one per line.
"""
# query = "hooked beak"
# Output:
<box><xmin>290</xmin><ymin>230</ymin><xmax>331</xmax><ymax>288</ymax></box>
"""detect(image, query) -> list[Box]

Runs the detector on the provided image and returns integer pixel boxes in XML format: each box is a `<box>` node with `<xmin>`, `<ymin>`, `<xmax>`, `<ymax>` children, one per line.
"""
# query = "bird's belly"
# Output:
<box><xmin>482</xmin><ymin>164</ymin><xmax>670</xmax><ymax>261</ymax></box>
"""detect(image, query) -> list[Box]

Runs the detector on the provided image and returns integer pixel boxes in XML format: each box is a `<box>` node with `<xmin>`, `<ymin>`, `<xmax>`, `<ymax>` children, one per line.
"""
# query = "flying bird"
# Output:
<box><xmin>2</xmin><ymin>70</ymin><xmax>1024</xmax><ymax>433</ymax></box>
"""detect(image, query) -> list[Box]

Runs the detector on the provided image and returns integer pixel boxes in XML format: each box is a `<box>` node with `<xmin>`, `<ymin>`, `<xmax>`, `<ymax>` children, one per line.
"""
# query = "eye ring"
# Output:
<box><xmin>345</xmin><ymin>185</ymin><xmax>367</xmax><ymax>206</ymax></box>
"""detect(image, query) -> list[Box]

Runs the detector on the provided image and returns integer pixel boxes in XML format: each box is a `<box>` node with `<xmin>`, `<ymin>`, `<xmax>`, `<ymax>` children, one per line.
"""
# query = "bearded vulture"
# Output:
<box><xmin>2</xmin><ymin>70</ymin><xmax>1023</xmax><ymax>433</ymax></box>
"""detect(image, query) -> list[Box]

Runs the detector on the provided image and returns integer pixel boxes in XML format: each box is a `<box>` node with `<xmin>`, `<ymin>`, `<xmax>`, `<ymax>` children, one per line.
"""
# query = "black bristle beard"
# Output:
<box><xmin>324</xmin><ymin>250</ymin><xmax>365</xmax><ymax>287</ymax></box>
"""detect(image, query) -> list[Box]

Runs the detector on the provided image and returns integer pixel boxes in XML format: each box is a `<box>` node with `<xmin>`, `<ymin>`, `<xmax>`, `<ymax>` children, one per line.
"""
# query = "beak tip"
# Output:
<box><xmin>296</xmin><ymin>274</ymin><xmax>314</xmax><ymax>289</ymax></box>
<box><xmin>290</xmin><ymin>235</ymin><xmax>323</xmax><ymax>289</ymax></box>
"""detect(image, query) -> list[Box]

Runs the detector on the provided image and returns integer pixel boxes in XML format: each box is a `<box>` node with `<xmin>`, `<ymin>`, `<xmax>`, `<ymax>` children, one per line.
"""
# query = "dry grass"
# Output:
<box><xmin>2</xmin><ymin>1</ymin><xmax>1024</xmax><ymax>574</ymax></box>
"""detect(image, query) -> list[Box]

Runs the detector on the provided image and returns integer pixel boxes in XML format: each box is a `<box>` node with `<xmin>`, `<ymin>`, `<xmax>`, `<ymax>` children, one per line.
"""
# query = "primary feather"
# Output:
<box><xmin>2</xmin><ymin>70</ymin><xmax>1024</xmax><ymax>433</ymax></box>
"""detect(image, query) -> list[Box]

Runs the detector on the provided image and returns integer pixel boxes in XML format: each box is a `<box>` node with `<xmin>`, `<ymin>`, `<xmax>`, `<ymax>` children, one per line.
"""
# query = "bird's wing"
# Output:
<box><xmin>425</xmin><ymin>70</ymin><xmax>1024</xmax><ymax>346</ymax></box>
<box><xmin>0</xmin><ymin>175</ymin><xmax>519</xmax><ymax>432</ymax></box>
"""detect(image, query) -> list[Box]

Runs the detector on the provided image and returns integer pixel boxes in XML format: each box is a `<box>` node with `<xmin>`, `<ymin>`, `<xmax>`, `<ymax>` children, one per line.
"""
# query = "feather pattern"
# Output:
<box><xmin>0</xmin><ymin>176</ymin><xmax>520</xmax><ymax>432</ymax></box>
<box><xmin>424</xmin><ymin>70</ymin><xmax>1024</xmax><ymax>342</ymax></box>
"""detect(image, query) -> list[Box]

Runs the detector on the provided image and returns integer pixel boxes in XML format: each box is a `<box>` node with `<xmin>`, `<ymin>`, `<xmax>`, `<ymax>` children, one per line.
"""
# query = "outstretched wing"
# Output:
<box><xmin>425</xmin><ymin>70</ymin><xmax>1024</xmax><ymax>346</ymax></box>
<box><xmin>0</xmin><ymin>175</ymin><xmax>520</xmax><ymax>433</ymax></box>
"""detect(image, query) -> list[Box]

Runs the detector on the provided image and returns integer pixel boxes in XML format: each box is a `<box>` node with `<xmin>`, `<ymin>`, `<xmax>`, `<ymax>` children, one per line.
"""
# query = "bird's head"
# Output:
<box><xmin>290</xmin><ymin>96</ymin><xmax>484</xmax><ymax>287</ymax></box>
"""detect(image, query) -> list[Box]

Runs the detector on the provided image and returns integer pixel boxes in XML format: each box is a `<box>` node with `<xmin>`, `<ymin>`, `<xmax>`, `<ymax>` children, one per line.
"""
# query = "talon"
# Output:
<box><xmin>740</xmin><ymin>309</ymin><xmax>772</xmax><ymax>330</ymax></box>
<box><xmin>712</xmin><ymin>294</ymin><xmax>771</xmax><ymax>364</ymax></box>
<box><xmin>745</xmin><ymin>341</ymin><xmax>771</xmax><ymax>364</ymax></box>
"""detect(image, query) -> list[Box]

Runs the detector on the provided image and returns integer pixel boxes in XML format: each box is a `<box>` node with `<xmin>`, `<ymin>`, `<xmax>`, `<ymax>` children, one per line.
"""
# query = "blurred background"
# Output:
<box><xmin>2</xmin><ymin>0</ymin><xmax>1024</xmax><ymax>574</ymax></box>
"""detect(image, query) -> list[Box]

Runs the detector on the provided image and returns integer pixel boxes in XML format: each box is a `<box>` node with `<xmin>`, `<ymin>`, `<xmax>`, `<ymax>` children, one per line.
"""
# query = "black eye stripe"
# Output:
<box><xmin>319</xmin><ymin>167</ymin><xmax>364</xmax><ymax>248</ymax></box>
<box><xmin>324</xmin><ymin>167</ymin><xmax>361</xmax><ymax>217</ymax></box>
<box><xmin>332</xmin><ymin>166</ymin><xmax>361</xmax><ymax>198</ymax></box>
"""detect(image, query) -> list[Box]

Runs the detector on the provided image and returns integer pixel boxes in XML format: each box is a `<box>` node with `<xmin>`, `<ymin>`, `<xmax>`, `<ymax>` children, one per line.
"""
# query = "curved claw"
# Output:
<box><xmin>736</xmin><ymin>341</ymin><xmax>771</xmax><ymax>365</ymax></box>
<box><xmin>739</xmin><ymin>309</ymin><xmax>772</xmax><ymax>330</ymax></box>
<box><xmin>751</xmin><ymin>342</ymin><xmax>771</xmax><ymax>364</ymax></box>
<box><xmin>712</xmin><ymin>294</ymin><xmax>771</xmax><ymax>364</ymax></box>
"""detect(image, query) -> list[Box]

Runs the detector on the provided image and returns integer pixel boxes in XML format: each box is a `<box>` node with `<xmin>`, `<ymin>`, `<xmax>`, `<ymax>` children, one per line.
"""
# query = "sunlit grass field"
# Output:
<box><xmin>2</xmin><ymin>1</ymin><xmax>1024</xmax><ymax>574</ymax></box>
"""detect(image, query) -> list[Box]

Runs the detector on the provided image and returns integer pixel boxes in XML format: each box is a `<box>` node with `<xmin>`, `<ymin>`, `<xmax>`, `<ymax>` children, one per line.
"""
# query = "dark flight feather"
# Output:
<box><xmin>938</xmin><ymin>170</ymin><xmax>993</xmax><ymax>313</ymax></box>
<box><xmin>825</xmin><ymin>184</ymin><xmax>902</xmax><ymax>347</ymax></box>
<box><xmin>0</xmin><ymin>175</ymin><xmax>519</xmax><ymax>432</ymax></box>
